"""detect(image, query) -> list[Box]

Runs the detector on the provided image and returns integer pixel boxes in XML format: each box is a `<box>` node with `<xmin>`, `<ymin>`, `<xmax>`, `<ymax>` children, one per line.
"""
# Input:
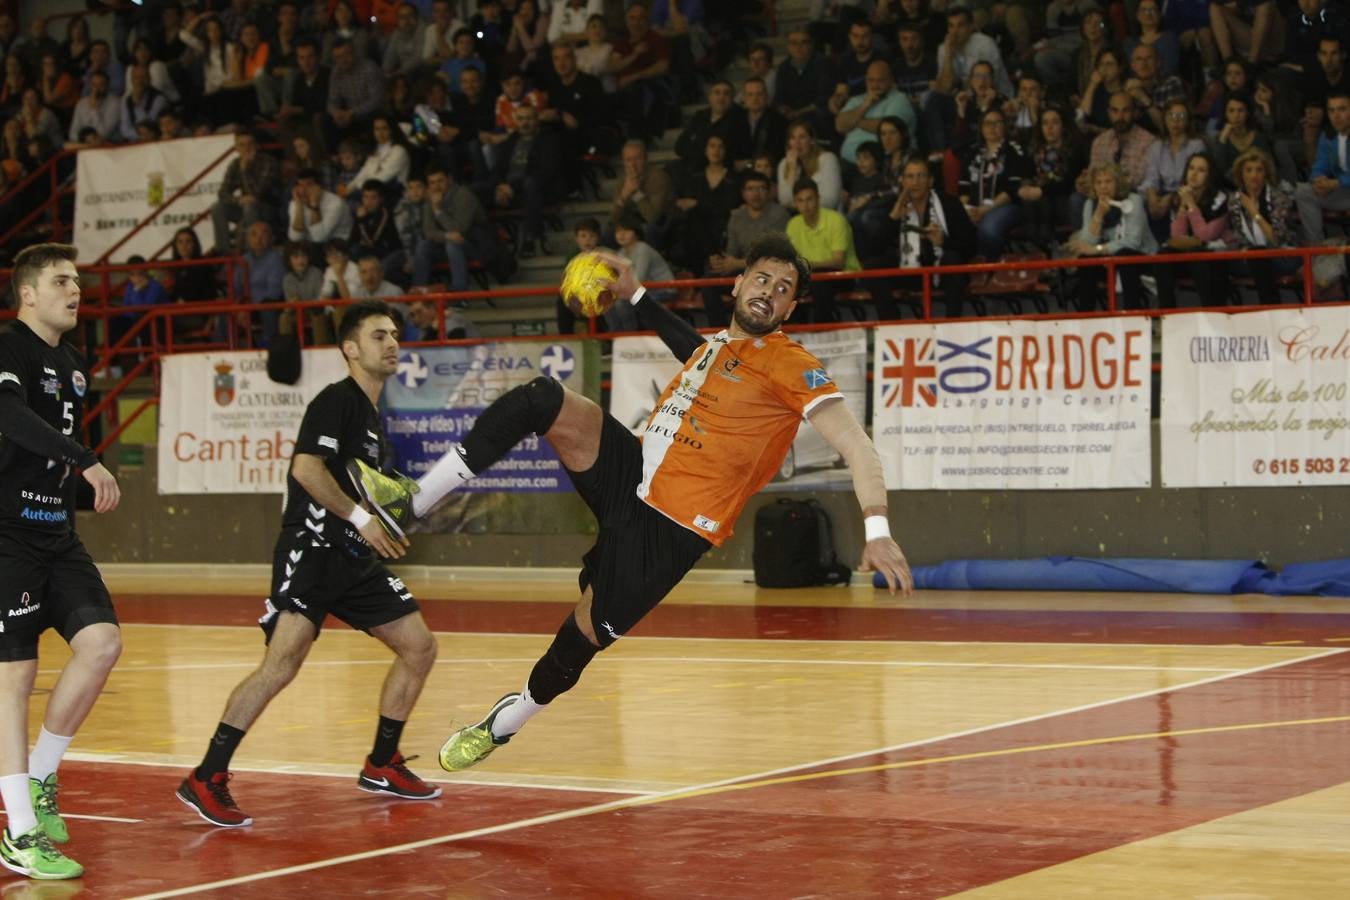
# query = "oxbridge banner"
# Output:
<box><xmin>74</xmin><ymin>134</ymin><xmax>233</xmax><ymax>264</ymax></box>
<box><xmin>158</xmin><ymin>348</ymin><xmax>347</xmax><ymax>494</ymax></box>
<box><xmin>872</xmin><ymin>318</ymin><xmax>1152</xmax><ymax>489</ymax></box>
<box><xmin>1162</xmin><ymin>308</ymin><xmax>1350</xmax><ymax>487</ymax></box>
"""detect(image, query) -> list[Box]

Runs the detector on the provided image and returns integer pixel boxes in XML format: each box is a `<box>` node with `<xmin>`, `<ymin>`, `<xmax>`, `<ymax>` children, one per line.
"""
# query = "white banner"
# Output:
<box><xmin>872</xmin><ymin>319</ymin><xmax>1152</xmax><ymax>489</ymax></box>
<box><xmin>610</xmin><ymin>329</ymin><xmax>868</xmax><ymax>489</ymax></box>
<box><xmin>157</xmin><ymin>349</ymin><xmax>348</xmax><ymax>494</ymax></box>
<box><xmin>74</xmin><ymin>134</ymin><xmax>234</xmax><ymax>264</ymax></box>
<box><xmin>1162</xmin><ymin>307</ymin><xmax>1350</xmax><ymax>487</ymax></box>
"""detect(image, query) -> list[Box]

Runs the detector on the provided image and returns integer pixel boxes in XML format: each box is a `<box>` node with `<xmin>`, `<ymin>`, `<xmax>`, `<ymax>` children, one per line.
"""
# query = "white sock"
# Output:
<box><xmin>28</xmin><ymin>728</ymin><xmax>74</xmax><ymax>782</ymax></box>
<box><xmin>413</xmin><ymin>444</ymin><xmax>475</xmax><ymax>517</ymax></box>
<box><xmin>489</xmin><ymin>687</ymin><xmax>545</xmax><ymax>740</ymax></box>
<box><xmin>0</xmin><ymin>773</ymin><xmax>36</xmax><ymax>836</ymax></box>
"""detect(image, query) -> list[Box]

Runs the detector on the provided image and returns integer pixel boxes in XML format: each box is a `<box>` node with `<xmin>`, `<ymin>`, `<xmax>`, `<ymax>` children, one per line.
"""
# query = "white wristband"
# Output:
<box><xmin>347</xmin><ymin>505</ymin><xmax>372</xmax><ymax>529</ymax></box>
<box><xmin>864</xmin><ymin>515</ymin><xmax>891</xmax><ymax>543</ymax></box>
<box><xmin>629</xmin><ymin>285</ymin><xmax>646</xmax><ymax>306</ymax></box>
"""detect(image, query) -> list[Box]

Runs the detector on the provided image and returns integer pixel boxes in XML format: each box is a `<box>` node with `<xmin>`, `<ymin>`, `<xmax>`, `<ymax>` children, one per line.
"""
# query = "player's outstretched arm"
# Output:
<box><xmin>592</xmin><ymin>249</ymin><xmax>706</xmax><ymax>362</ymax></box>
<box><xmin>807</xmin><ymin>398</ymin><xmax>914</xmax><ymax>597</ymax></box>
<box><xmin>291</xmin><ymin>453</ymin><xmax>409</xmax><ymax>559</ymax></box>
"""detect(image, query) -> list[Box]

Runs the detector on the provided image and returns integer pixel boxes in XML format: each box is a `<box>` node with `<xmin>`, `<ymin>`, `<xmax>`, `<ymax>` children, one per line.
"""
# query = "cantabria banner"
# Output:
<box><xmin>1162</xmin><ymin>308</ymin><xmax>1350</xmax><ymax>487</ymax></box>
<box><xmin>382</xmin><ymin>342</ymin><xmax>585</xmax><ymax>492</ymax></box>
<box><xmin>74</xmin><ymin>134</ymin><xmax>233</xmax><ymax>263</ymax></box>
<box><xmin>609</xmin><ymin>329</ymin><xmax>868</xmax><ymax>489</ymax></box>
<box><xmin>872</xmin><ymin>318</ymin><xmax>1152</xmax><ymax>489</ymax></box>
<box><xmin>158</xmin><ymin>349</ymin><xmax>348</xmax><ymax>493</ymax></box>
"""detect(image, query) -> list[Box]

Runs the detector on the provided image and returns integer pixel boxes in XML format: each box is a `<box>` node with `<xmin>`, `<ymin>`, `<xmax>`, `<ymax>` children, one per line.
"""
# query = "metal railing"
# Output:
<box><xmin>3</xmin><ymin>245</ymin><xmax>1347</xmax><ymax>458</ymax></box>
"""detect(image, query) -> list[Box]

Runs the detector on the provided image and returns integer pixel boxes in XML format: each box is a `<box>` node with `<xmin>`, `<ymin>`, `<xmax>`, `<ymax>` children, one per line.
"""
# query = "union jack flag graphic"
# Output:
<box><xmin>881</xmin><ymin>337</ymin><xmax>937</xmax><ymax>407</ymax></box>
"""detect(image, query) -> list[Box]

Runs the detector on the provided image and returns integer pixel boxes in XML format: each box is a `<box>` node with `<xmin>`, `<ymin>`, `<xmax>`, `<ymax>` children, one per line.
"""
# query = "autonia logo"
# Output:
<box><xmin>20</xmin><ymin>508</ymin><xmax>68</xmax><ymax>523</ymax></box>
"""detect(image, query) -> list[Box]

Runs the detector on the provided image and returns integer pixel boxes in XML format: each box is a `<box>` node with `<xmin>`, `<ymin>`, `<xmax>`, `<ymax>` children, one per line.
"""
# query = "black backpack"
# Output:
<box><xmin>752</xmin><ymin>498</ymin><xmax>853</xmax><ymax>588</ymax></box>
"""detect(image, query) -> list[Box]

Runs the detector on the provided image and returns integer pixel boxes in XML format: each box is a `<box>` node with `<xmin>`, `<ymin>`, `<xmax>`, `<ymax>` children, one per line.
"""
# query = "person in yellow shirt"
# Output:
<box><xmin>785</xmin><ymin>178</ymin><xmax>860</xmax><ymax>322</ymax></box>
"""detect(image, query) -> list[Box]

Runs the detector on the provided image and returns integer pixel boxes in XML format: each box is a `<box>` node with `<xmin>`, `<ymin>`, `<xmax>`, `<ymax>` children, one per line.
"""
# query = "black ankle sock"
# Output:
<box><xmin>196</xmin><ymin>723</ymin><xmax>246</xmax><ymax>780</ymax></box>
<box><xmin>370</xmin><ymin>716</ymin><xmax>405</xmax><ymax>767</ymax></box>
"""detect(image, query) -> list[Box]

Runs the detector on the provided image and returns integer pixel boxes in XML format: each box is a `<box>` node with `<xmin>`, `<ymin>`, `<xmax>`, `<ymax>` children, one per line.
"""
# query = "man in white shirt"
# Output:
<box><xmin>548</xmin><ymin>0</ymin><xmax>603</xmax><ymax>47</ymax></box>
<box><xmin>67</xmin><ymin>71</ymin><xmax>120</xmax><ymax>144</ymax></box>
<box><xmin>922</xmin><ymin>6</ymin><xmax>1014</xmax><ymax>152</ymax></box>
<box><xmin>288</xmin><ymin>168</ymin><xmax>354</xmax><ymax>247</ymax></box>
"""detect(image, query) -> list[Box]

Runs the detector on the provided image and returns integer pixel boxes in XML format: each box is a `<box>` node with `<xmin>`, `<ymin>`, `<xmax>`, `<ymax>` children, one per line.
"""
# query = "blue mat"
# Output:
<box><xmin>879</xmin><ymin>556</ymin><xmax>1350</xmax><ymax>596</ymax></box>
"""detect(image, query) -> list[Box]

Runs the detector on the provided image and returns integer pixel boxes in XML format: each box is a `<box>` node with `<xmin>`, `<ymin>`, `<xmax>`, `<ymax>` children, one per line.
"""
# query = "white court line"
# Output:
<box><xmin>1</xmin><ymin>811</ymin><xmax>141</xmax><ymax>824</ymax></box>
<box><xmin>114</xmin><ymin>622</ymin><xmax>1332</xmax><ymax>651</ymax></box>
<box><xmin>123</xmin><ymin>646</ymin><xmax>1347</xmax><ymax>900</ymax></box>
<box><xmin>58</xmin><ymin>657</ymin><xmax>1247</xmax><ymax>676</ymax></box>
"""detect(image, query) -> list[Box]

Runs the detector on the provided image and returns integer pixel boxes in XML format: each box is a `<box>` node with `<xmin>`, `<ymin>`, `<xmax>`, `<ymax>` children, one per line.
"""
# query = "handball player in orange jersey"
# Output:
<box><xmin>347</xmin><ymin>233</ymin><xmax>913</xmax><ymax>771</ymax></box>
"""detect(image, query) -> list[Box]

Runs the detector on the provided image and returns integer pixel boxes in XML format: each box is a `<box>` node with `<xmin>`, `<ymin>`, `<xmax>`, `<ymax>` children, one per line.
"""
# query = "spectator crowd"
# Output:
<box><xmin>2</xmin><ymin>0</ymin><xmax>1348</xmax><ymax>339</ymax></box>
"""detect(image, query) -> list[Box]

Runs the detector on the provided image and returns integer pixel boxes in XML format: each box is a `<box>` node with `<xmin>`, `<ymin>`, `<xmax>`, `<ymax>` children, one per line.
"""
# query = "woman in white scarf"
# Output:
<box><xmin>1226</xmin><ymin>147</ymin><xmax>1298</xmax><ymax>305</ymax></box>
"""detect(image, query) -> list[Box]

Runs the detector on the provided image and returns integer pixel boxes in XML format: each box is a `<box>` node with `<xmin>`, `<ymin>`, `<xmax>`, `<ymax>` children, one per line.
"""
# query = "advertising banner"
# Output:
<box><xmin>382</xmin><ymin>342</ymin><xmax>585</xmax><ymax>492</ymax></box>
<box><xmin>609</xmin><ymin>329</ymin><xmax>869</xmax><ymax>489</ymax></box>
<box><xmin>157</xmin><ymin>348</ymin><xmax>347</xmax><ymax>493</ymax></box>
<box><xmin>1162</xmin><ymin>308</ymin><xmax>1350</xmax><ymax>487</ymax></box>
<box><xmin>74</xmin><ymin>134</ymin><xmax>233</xmax><ymax>263</ymax></box>
<box><xmin>872</xmin><ymin>319</ymin><xmax>1152</xmax><ymax>489</ymax></box>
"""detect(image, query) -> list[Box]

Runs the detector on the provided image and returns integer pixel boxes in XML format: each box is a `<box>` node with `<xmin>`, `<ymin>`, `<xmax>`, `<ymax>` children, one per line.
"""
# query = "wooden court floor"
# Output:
<box><xmin>5</xmin><ymin>570</ymin><xmax>1350</xmax><ymax>898</ymax></box>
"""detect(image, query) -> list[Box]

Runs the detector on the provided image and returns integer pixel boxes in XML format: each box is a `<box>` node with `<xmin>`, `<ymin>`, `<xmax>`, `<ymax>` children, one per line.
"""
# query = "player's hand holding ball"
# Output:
<box><xmin>561</xmin><ymin>250</ymin><xmax>639</xmax><ymax>317</ymax></box>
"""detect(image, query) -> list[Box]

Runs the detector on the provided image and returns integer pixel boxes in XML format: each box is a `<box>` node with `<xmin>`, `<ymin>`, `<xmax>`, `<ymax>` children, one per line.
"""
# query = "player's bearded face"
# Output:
<box><xmin>731</xmin><ymin>260</ymin><xmax>798</xmax><ymax>335</ymax></box>
<box><xmin>352</xmin><ymin>315</ymin><xmax>400</xmax><ymax>377</ymax></box>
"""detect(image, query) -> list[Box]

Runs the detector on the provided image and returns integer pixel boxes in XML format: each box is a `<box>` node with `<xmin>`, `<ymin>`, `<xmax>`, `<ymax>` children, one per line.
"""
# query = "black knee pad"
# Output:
<box><xmin>461</xmin><ymin>376</ymin><xmax>565</xmax><ymax>472</ymax></box>
<box><xmin>526</xmin><ymin>613</ymin><xmax>600</xmax><ymax>704</ymax></box>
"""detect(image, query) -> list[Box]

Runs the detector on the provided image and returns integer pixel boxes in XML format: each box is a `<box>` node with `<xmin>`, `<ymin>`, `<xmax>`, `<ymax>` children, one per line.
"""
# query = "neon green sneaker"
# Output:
<box><xmin>439</xmin><ymin>693</ymin><xmax>519</xmax><ymax>772</ymax></box>
<box><xmin>345</xmin><ymin>459</ymin><xmax>418</xmax><ymax>540</ymax></box>
<box><xmin>29</xmin><ymin>775</ymin><xmax>68</xmax><ymax>844</ymax></box>
<box><xmin>0</xmin><ymin>826</ymin><xmax>83</xmax><ymax>880</ymax></box>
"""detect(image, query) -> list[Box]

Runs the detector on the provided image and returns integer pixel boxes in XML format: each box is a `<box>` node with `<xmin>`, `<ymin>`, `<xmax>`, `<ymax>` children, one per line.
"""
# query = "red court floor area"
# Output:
<box><xmin>5</xmin><ymin>591</ymin><xmax>1350</xmax><ymax>898</ymax></box>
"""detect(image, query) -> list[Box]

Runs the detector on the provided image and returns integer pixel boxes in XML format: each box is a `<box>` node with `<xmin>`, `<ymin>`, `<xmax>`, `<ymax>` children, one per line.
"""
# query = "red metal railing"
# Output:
<box><xmin>3</xmin><ymin>246</ymin><xmax>1347</xmax><ymax>457</ymax></box>
<box><xmin>0</xmin><ymin>148</ymin><xmax>78</xmax><ymax>248</ymax></box>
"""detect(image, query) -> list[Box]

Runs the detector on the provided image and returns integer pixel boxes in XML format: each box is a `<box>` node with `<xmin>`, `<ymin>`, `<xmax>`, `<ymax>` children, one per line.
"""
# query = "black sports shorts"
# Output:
<box><xmin>260</xmin><ymin>533</ymin><xmax>419</xmax><ymax>641</ymax></box>
<box><xmin>0</xmin><ymin>529</ymin><xmax>117</xmax><ymax>662</ymax></box>
<box><xmin>567</xmin><ymin>412</ymin><xmax>710</xmax><ymax>646</ymax></box>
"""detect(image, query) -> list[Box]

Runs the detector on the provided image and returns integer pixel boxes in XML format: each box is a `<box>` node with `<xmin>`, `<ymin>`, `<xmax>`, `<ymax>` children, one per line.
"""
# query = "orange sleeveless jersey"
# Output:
<box><xmin>638</xmin><ymin>331</ymin><xmax>842</xmax><ymax>546</ymax></box>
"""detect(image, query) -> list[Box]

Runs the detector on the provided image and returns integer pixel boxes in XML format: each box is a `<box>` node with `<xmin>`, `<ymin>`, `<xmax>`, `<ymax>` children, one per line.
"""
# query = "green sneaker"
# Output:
<box><xmin>439</xmin><ymin>693</ymin><xmax>519</xmax><ymax>772</ymax></box>
<box><xmin>29</xmin><ymin>775</ymin><xmax>68</xmax><ymax>844</ymax></box>
<box><xmin>0</xmin><ymin>826</ymin><xmax>83</xmax><ymax>880</ymax></box>
<box><xmin>345</xmin><ymin>459</ymin><xmax>418</xmax><ymax>540</ymax></box>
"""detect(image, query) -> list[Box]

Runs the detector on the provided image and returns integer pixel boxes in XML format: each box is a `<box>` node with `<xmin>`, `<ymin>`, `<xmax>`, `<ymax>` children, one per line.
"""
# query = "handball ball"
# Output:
<box><xmin>561</xmin><ymin>252</ymin><xmax>617</xmax><ymax>317</ymax></box>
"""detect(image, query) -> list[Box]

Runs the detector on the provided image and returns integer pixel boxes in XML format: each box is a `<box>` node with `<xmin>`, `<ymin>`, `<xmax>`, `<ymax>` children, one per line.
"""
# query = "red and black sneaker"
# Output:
<box><xmin>357</xmin><ymin>753</ymin><xmax>442</xmax><ymax>800</ymax></box>
<box><xmin>176</xmin><ymin>771</ymin><xmax>253</xmax><ymax>827</ymax></box>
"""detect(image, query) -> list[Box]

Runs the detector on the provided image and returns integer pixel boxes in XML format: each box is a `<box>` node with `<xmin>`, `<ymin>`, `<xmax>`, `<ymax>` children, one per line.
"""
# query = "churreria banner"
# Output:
<box><xmin>74</xmin><ymin>134</ymin><xmax>233</xmax><ymax>263</ymax></box>
<box><xmin>872</xmin><ymin>318</ymin><xmax>1152</xmax><ymax>489</ymax></box>
<box><xmin>1162</xmin><ymin>308</ymin><xmax>1350</xmax><ymax>487</ymax></box>
<box><xmin>609</xmin><ymin>330</ymin><xmax>868</xmax><ymax>490</ymax></box>
<box><xmin>158</xmin><ymin>349</ymin><xmax>348</xmax><ymax>493</ymax></box>
<box><xmin>382</xmin><ymin>342</ymin><xmax>584</xmax><ymax>492</ymax></box>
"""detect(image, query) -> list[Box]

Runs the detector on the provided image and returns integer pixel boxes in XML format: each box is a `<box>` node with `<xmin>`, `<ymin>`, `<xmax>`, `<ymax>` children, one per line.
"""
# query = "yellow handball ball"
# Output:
<box><xmin>560</xmin><ymin>251</ymin><xmax>618</xmax><ymax>317</ymax></box>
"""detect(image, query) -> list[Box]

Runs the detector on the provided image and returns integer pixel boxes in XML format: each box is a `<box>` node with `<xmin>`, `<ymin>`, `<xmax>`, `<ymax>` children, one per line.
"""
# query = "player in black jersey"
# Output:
<box><xmin>0</xmin><ymin>243</ymin><xmax>122</xmax><ymax>880</ymax></box>
<box><xmin>176</xmin><ymin>299</ymin><xmax>442</xmax><ymax>828</ymax></box>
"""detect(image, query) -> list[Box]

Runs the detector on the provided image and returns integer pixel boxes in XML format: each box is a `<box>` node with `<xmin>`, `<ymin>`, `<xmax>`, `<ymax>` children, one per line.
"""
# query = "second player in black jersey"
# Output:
<box><xmin>176</xmin><ymin>300</ymin><xmax>443</xmax><ymax>829</ymax></box>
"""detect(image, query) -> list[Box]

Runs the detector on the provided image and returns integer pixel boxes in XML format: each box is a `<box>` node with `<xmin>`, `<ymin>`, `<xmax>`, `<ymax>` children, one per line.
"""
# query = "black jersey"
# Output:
<box><xmin>0</xmin><ymin>321</ymin><xmax>96</xmax><ymax>534</ymax></box>
<box><xmin>281</xmin><ymin>376</ymin><xmax>390</xmax><ymax>557</ymax></box>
